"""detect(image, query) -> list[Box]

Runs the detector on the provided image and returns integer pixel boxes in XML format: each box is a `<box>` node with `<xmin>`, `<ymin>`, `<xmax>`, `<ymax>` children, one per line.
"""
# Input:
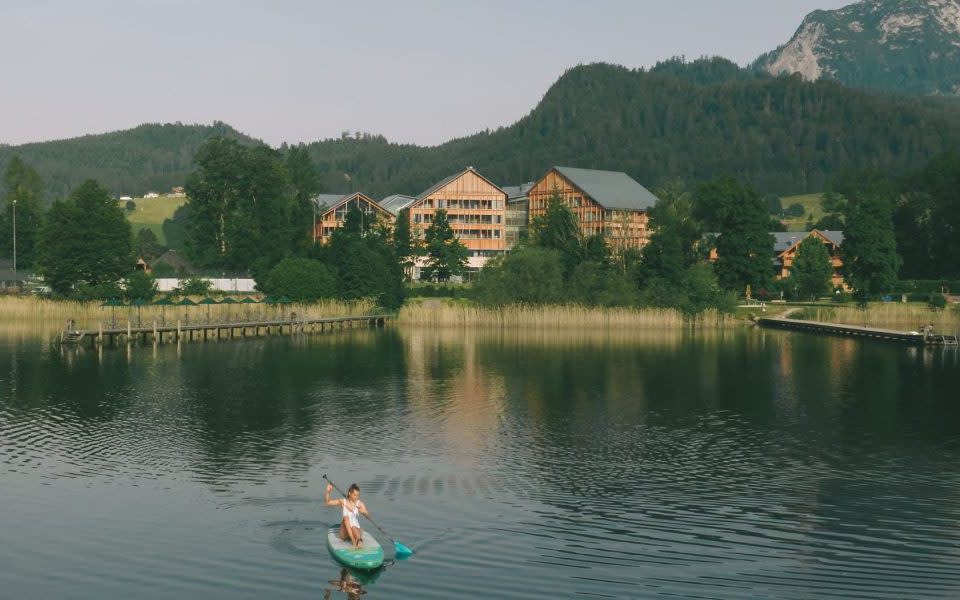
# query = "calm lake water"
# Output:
<box><xmin>1</xmin><ymin>327</ymin><xmax>959</xmax><ymax>599</ymax></box>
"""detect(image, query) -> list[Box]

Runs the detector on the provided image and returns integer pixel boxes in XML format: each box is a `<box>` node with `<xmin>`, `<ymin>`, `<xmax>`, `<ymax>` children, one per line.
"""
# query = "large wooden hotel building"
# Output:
<box><xmin>312</xmin><ymin>165</ymin><xmax>661</xmax><ymax>277</ymax></box>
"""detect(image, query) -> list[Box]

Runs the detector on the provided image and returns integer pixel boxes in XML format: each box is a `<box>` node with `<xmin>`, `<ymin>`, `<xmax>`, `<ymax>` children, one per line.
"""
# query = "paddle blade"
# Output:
<box><xmin>393</xmin><ymin>541</ymin><xmax>414</xmax><ymax>559</ymax></box>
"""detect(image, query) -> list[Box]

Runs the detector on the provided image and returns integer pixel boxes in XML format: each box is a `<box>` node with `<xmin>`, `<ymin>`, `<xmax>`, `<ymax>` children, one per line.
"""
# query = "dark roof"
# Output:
<box><xmin>774</xmin><ymin>230</ymin><xmax>844</xmax><ymax>253</ymax></box>
<box><xmin>552</xmin><ymin>166</ymin><xmax>659</xmax><ymax>212</ymax></box>
<box><xmin>501</xmin><ymin>182</ymin><xmax>534</xmax><ymax>200</ymax></box>
<box><xmin>379</xmin><ymin>194</ymin><xmax>418</xmax><ymax>216</ymax></box>
<box><xmin>311</xmin><ymin>193</ymin><xmax>348</xmax><ymax>210</ymax></box>
<box><xmin>416</xmin><ymin>167</ymin><xmax>506</xmax><ymax>201</ymax></box>
<box><xmin>153</xmin><ymin>249</ymin><xmax>196</xmax><ymax>274</ymax></box>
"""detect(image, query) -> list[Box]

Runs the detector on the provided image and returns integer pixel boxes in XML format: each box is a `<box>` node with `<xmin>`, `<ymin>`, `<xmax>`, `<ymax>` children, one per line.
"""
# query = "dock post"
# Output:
<box><xmin>127</xmin><ymin>320</ymin><xmax>132</xmax><ymax>345</ymax></box>
<box><xmin>98</xmin><ymin>321</ymin><xmax>103</xmax><ymax>345</ymax></box>
<box><xmin>177</xmin><ymin>319</ymin><xmax>181</xmax><ymax>342</ymax></box>
<box><xmin>152</xmin><ymin>320</ymin><xmax>158</xmax><ymax>344</ymax></box>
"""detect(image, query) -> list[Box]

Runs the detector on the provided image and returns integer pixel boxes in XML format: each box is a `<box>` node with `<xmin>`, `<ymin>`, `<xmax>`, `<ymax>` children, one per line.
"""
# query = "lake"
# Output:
<box><xmin>1</xmin><ymin>327</ymin><xmax>959</xmax><ymax>599</ymax></box>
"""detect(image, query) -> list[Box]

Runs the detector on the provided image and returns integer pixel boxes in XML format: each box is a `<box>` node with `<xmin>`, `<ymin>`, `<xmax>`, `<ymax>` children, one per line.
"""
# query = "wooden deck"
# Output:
<box><xmin>58</xmin><ymin>315</ymin><xmax>392</xmax><ymax>347</ymax></box>
<box><xmin>756</xmin><ymin>316</ymin><xmax>958</xmax><ymax>346</ymax></box>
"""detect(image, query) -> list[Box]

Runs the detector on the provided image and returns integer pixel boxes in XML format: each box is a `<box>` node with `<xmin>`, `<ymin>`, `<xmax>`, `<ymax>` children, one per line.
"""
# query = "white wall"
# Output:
<box><xmin>156</xmin><ymin>278</ymin><xmax>257</xmax><ymax>293</ymax></box>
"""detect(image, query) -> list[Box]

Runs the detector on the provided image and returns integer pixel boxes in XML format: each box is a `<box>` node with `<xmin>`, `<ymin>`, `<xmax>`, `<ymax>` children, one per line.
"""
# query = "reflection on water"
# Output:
<box><xmin>1</xmin><ymin>327</ymin><xmax>960</xmax><ymax>598</ymax></box>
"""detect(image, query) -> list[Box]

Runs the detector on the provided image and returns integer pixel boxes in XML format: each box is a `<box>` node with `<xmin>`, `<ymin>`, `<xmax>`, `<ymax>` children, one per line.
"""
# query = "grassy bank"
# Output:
<box><xmin>123</xmin><ymin>196</ymin><xmax>187</xmax><ymax>245</ymax></box>
<box><xmin>789</xmin><ymin>303</ymin><xmax>960</xmax><ymax>332</ymax></box>
<box><xmin>398</xmin><ymin>300</ymin><xmax>735</xmax><ymax>329</ymax></box>
<box><xmin>0</xmin><ymin>296</ymin><xmax>376</xmax><ymax>334</ymax></box>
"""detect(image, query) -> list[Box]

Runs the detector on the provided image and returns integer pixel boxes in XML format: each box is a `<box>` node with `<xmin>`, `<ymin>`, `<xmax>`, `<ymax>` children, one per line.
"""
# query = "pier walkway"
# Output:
<box><xmin>757</xmin><ymin>316</ymin><xmax>958</xmax><ymax>346</ymax></box>
<box><xmin>59</xmin><ymin>315</ymin><xmax>392</xmax><ymax>347</ymax></box>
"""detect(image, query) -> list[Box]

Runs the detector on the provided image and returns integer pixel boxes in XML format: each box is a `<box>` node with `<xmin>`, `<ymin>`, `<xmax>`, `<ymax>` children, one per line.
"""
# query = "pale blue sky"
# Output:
<box><xmin>1</xmin><ymin>0</ymin><xmax>852</xmax><ymax>147</ymax></box>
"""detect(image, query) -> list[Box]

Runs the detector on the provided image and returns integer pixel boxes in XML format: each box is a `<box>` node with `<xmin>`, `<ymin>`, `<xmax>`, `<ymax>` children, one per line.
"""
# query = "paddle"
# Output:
<box><xmin>323</xmin><ymin>474</ymin><xmax>414</xmax><ymax>560</ymax></box>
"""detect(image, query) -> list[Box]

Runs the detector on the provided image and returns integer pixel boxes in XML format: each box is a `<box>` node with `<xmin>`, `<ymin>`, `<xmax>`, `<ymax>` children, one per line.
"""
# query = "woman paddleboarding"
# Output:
<box><xmin>325</xmin><ymin>482</ymin><xmax>370</xmax><ymax>548</ymax></box>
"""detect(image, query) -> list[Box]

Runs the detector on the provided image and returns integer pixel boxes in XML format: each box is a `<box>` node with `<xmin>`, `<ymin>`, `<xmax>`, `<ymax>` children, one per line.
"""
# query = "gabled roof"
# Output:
<box><xmin>313</xmin><ymin>192</ymin><xmax>390</xmax><ymax>219</ymax></box>
<box><xmin>379</xmin><ymin>194</ymin><xmax>419</xmax><ymax>216</ymax></box>
<box><xmin>552</xmin><ymin>166</ymin><xmax>659</xmax><ymax>212</ymax></box>
<box><xmin>774</xmin><ymin>230</ymin><xmax>844</xmax><ymax>254</ymax></box>
<box><xmin>416</xmin><ymin>167</ymin><xmax>506</xmax><ymax>201</ymax></box>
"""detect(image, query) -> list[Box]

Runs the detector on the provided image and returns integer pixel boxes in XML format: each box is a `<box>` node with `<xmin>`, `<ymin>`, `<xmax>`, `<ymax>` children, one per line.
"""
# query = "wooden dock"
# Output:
<box><xmin>58</xmin><ymin>315</ymin><xmax>392</xmax><ymax>348</ymax></box>
<box><xmin>756</xmin><ymin>316</ymin><xmax>958</xmax><ymax>346</ymax></box>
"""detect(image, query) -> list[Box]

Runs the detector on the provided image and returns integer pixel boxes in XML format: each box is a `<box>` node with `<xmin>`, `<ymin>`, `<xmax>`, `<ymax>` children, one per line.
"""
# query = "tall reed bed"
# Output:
<box><xmin>0</xmin><ymin>296</ymin><xmax>376</xmax><ymax>334</ymax></box>
<box><xmin>397</xmin><ymin>301</ymin><xmax>735</xmax><ymax>329</ymax></box>
<box><xmin>793</xmin><ymin>303</ymin><xmax>960</xmax><ymax>332</ymax></box>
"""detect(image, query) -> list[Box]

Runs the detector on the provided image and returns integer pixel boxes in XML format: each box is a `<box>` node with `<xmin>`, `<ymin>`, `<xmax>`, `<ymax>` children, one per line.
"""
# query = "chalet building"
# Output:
<box><xmin>382</xmin><ymin>167</ymin><xmax>508</xmax><ymax>274</ymax></box>
<box><xmin>708</xmin><ymin>229</ymin><xmax>846</xmax><ymax>289</ymax></box>
<box><xmin>502</xmin><ymin>182</ymin><xmax>533</xmax><ymax>249</ymax></box>
<box><xmin>311</xmin><ymin>192</ymin><xmax>393</xmax><ymax>244</ymax></box>
<box><xmin>527</xmin><ymin>166</ymin><xmax>659</xmax><ymax>251</ymax></box>
<box><xmin>773</xmin><ymin>230</ymin><xmax>845</xmax><ymax>288</ymax></box>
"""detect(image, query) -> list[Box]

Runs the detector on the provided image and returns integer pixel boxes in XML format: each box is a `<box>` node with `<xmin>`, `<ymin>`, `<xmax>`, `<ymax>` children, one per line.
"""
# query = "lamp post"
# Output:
<box><xmin>11</xmin><ymin>198</ymin><xmax>16</xmax><ymax>283</ymax></box>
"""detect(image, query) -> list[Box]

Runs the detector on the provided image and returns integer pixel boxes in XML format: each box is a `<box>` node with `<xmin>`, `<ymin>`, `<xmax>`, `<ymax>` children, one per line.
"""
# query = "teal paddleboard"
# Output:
<box><xmin>326</xmin><ymin>525</ymin><xmax>384</xmax><ymax>570</ymax></box>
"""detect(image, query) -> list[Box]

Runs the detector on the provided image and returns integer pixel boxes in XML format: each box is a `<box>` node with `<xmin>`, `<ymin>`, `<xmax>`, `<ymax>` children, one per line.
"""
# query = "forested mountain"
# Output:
<box><xmin>0</xmin><ymin>122</ymin><xmax>258</xmax><ymax>200</ymax></box>
<box><xmin>6</xmin><ymin>60</ymin><xmax>960</xmax><ymax>199</ymax></box>
<box><xmin>305</xmin><ymin>61</ymin><xmax>960</xmax><ymax>197</ymax></box>
<box><xmin>755</xmin><ymin>0</ymin><xmax>960</xmax><ymax>97</ymax></box>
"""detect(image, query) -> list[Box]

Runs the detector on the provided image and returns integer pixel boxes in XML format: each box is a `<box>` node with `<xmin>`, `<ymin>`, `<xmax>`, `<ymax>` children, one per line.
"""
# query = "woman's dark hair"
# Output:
<box><xmin>348</xmin><ymin>483</ymin><xmax>360</xmax><ymax>494</ymax></box>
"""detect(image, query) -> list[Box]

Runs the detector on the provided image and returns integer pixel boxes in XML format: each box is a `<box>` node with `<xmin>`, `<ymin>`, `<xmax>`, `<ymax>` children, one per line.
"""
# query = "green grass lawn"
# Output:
<box><xmin>779</xmin><ymin>193</ymin><xmax>825</xmax><ymax>231</ymax></box>
<box><xmin>121</xmin><ymin>196</ymin><xmax>187</xmax><ymax>245</ymax></box>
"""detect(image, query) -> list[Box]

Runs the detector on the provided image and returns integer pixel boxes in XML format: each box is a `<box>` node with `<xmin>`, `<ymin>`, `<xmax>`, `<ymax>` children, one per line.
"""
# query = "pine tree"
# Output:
<box><xmin>840</xmin><ymin>177</ymin><xmax>901</xmax><ymax>298</ymax></box>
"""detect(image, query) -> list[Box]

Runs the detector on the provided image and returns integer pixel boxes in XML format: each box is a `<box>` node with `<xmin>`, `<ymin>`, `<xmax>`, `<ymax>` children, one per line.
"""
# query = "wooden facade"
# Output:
<box><xmin>408</xmin><ymin>168</ymin><xmax>507</xmax><ymax>268</ymax></box>
<box><xmin>775</xmin><ymin>230</ymin><xmax>845</xmax><ymax>288</ymax></box>
<box><xmin>313</xmin><ymin>192</ymin><xmax>393</xmax><ymax>244</ymax></box>
<box><xmin>526</xmin><ymin>168</ymin><xmax>653</xmax><ymax>251</ymax></box>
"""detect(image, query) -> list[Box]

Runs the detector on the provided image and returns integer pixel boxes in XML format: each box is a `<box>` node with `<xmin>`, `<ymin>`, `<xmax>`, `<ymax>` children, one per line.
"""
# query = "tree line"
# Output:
<box><xmin>0</xmin><ymin>134</ymin><xmax>955</xmax><ymax>310</ymax></box>
<box><xmin>7</xmin><ymin>59</ymin><xmax>960</xmax><ymax>204</ymax></box>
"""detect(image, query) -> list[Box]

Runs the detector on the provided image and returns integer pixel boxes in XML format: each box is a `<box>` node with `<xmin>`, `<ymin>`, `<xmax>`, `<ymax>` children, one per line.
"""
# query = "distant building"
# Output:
<box><xmin>170</xmin><ymin>186</ymin><xmax>186</xmax><ymax>197</ymax></box>
<box><xmin>152</xmin><ymin>250</ymin><xmax>196</xmax><ymax>276</ymax></box>
<box><xmin>708</xmin><ymin>229</ymin><xmax>846</xmax><ymax>289</ymax></box>
<box><xmin>0</xmin><ymin>259</ymin><xmax>24</xmax><ymax>291</ymax></box>
<box><xmin>311</xmin><ymin>192</ymin><xmax>394</xmax><ymax>243</ymax></box>
<box><xmin>144</xmin><ymin>192</ymin><xmax>160</xmax><ymax>199</ymax></box>
<box><xmin>381</xmin><ymin>167</ymin><xmax>507</xmax><ymax>275</ymax></box>
<box><xmin>119</xmin><ymin>195</ymin><xmax>133</xmax><ymax>201</ymax></box>
<box><xmin>526</xmin><ymin>166</ymin><xmax>658</xmax><ymax>251</ymax></box>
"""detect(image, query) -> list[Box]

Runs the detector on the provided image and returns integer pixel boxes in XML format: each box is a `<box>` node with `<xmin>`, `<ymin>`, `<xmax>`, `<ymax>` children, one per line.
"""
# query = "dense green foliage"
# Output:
<box><xmin>259</xmin><ymin>257</ymin><xmax>337</xmax><ymax>302</ymax></box>
<box><xmin>635</xmin><ymin>181</ymin><xmax>732</xmax><ymax>314</ymax></box>
<box><xmin>790</xmin><ymin>237</ymin><xmax>833</xmax><ymax>299</ymax></box>
<box><xmin>184</xmin><ymin>138</ymin><xmax>304</xmax><ymax>274</ymax></box>
<box><xmin>311</xmin><ymin>206</ymin><xmax>404</xmax><ymax>308</ymax></box>
<box><xmin>839</xmin><ymin>176</ymin><xmax>901</xmax><ymax>299</ymax></box>
<box><xmin>0</xmin><ymin>122</ymin><xmax>256</xmax><ymax>200</ymax></box>
<box><xmin>895</xmin><ymin>152</ymin><xmax>960</xmax><ymax>279</ymax></box>
<box><xmin>393</xmin><ymin>208</ymin><xmax>417</xmax><ymax>278</ymax></box>
<box><xmin>300</xmin><ymin>62</ymin><xmax>960</xmax><ymax>198</ymax></box>
<box><xmin>39</xmin><ymin>180</ymin><xmax>132</xmax><ymax>296</ymax></box>
<box><xmin>530</xmin><ymin>193</ymin><xmax>586</xmax><ymax>276</ymax></box>
<box><xmin>136</xmin><ymin>228</ymin><xmax>164</xmax><ymax>261</ymax></box>
<box><xmin>124</xmin><ymin>270</ymin><xmax>158</xmax><ymax>302</ymax></box>
<box><xmin>422</xmin><ymin>210</ymin><xmax>468</xmax><ymax>281</ymax></box>
<box><xmin>695</xmin><ymin>176</ymin><xmax>774</xmax><ymax>293</ymax></box>
<box><xmin>754</xmin><ymin>0</ymin><xmax>960</xmax><ymax>97</ymax></box>
<box><xmin>0</xmin><ymin>157</ymin><xmax>45</xmax><ymax>271</ymax></box>
<box><xmin>473</xmin><ymin>247</ymin><xmax>566</xmax><ymax>305</ymax></box>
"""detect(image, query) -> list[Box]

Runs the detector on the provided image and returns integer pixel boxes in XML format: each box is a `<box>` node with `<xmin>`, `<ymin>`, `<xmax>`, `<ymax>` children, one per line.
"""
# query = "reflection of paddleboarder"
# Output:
<box><xmin>323</xmin><ymin>568</ymin><xmax>366</xmax><ymax>600</ymax></box>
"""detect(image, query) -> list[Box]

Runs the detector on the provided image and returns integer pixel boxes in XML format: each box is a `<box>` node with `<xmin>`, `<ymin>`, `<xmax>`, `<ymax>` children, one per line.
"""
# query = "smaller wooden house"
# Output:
<box><xmin>774</xmin><ymin>230</ymin><xmax>845</xmax><ymax>288</ymax></box>
<box><xmin>312</xmin><ymin>192</ymin><xmax>393</xmax><ymax>243</ymax></box>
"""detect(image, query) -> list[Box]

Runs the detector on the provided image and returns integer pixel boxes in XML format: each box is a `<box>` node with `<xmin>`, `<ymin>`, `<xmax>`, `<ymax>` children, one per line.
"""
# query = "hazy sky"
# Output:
<box><xmin>2</xmin><ymin>0</ymin><xmax>852</xmax><ymax>147</ymax></box>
